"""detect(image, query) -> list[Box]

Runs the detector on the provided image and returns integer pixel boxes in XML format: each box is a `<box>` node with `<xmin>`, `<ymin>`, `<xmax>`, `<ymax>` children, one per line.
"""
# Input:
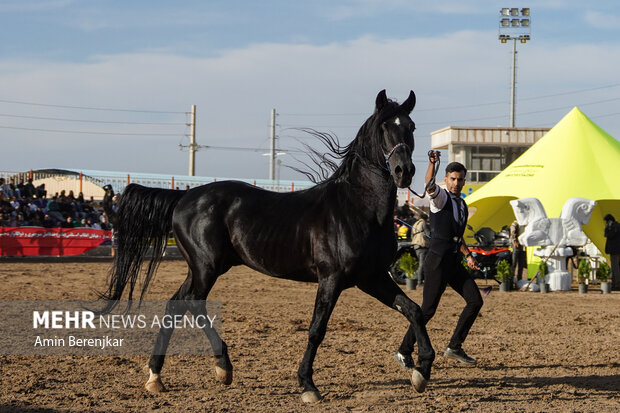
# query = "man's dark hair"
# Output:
<box><xmin>604</xmin><ymin>214</ymin><xmax>615</xmax><ymax>222</ymax></box>
<box><xmin>445</xmin><ymin>162</ymin><xmax>467</xmax><ymax>176</ymax></box>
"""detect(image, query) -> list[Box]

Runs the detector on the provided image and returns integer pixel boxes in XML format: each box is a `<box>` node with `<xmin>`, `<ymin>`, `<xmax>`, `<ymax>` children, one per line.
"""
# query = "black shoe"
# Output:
<box><xmin>444</xmin><ymin>347</ymin><xmax>476</xmax><ymax>365</ymax></box>
<box><xmin>394</xmin><ymin>351</ymin><xmax>415</xmax><ymax>370</ymax></box>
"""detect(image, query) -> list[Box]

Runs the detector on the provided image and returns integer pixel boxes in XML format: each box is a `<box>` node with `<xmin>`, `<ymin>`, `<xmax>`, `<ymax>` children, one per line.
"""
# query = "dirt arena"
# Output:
<box><xmin>0</xmin><ymin>260</ymin><xmax>618</xmax><ymax>412</ymax></box>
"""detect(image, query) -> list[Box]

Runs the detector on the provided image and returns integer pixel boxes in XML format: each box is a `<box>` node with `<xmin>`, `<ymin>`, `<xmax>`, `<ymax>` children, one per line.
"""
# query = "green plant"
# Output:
<box><xmin>399</xmin><ymin>252</ymin><xmax>419</xmax><ymax>279</ymax></box>
<box><xmin>461</xmin><ymin>257</ymin><xmax>471</xmax><ymax>273</ymax></box>
<box><xmin>495</xmin><ymin>259</ymin><xmax>512</xmax><ymax>283</ymax></box>
<box><xmin>577</xmin><ymin>259</ymin><xmax>590</xmax><ymax>284</ymax></box>
<box><xmin>537</xmin><ymin>261</ymin><xmax>548</xmax><ymax>284</ymax></box>
<box><xmin>596</xmin><ymin>260</ymin><xmax>611</xmax><ymax>282</ymax></box>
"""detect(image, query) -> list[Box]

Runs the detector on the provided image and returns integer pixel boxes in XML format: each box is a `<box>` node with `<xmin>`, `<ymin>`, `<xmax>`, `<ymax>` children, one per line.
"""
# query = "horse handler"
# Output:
<box><xmin>395</xmin><ymin>151</ymin><xmax>483</xmax><ymax>369</ymax></box>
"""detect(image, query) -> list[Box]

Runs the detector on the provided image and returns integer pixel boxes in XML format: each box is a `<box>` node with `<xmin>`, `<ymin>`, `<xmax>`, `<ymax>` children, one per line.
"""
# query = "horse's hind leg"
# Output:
<box><xmin>146</xmin><ymin>275</ymin><xmax>192</xmax><ymax>393</ymax></box>
<box><xmin>186</xmin><ymin>299</ymin><xmax>233</xmax><ymax>385</ymax></box>
<box><xmin>146</xmin><ymin>265</ymin><xmax>232</xmax><ymax>392</ymax></box>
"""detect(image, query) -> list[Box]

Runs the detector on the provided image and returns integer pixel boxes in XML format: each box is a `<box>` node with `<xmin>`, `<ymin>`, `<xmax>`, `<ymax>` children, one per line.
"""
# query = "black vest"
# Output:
<box><xmin>429</xmin><ymin>189</ymin><xmax>468</xmax><ymax>255</ymax></box>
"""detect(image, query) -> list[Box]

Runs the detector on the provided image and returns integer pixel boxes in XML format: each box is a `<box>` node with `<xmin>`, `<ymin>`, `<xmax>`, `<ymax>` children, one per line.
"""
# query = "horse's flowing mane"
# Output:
<box><xmin>289</xmin><ymin>98</ymin><xmax>403</xmax><ymax>184</ymax></box>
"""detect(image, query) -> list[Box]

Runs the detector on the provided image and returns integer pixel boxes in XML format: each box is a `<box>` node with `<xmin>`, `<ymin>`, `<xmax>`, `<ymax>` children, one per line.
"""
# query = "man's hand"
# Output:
<box><xmin>466</xmin><ymin>255</ymin><xmax>480</xmax><ymax>270</ymax></box>
<box><xmin>428</xmin><ymin>150</ymin><xmax>440</xmax><ymax>164</ymax></box>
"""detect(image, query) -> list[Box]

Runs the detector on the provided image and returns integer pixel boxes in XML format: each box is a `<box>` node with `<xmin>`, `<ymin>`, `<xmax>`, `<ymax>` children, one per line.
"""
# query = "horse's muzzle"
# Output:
<box><xmin>392</xmin><ymin>162</ymin><xmax>415</xmax><ymax>188</ymax></box>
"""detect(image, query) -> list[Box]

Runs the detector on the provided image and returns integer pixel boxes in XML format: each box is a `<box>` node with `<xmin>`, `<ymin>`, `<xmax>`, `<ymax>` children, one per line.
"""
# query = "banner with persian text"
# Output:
<box><xmin>0</xmin><ymin>227</ymin><xmax>112</xmax><ymax>256</ymax></box>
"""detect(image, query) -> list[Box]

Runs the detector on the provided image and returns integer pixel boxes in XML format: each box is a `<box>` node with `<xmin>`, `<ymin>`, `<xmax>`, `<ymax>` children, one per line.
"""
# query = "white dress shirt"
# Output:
<box><xmin>427</xmin><ymin>183</ymin><xmax>465</xmax><ymax>225</ymax></box>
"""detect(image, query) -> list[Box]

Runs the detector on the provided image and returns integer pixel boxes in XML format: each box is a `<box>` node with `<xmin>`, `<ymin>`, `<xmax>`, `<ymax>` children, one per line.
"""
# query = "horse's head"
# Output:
<box><xmin>375</xmin><ymin>90</ymin><xmax>416</xmax><ymax>188</ymax></box>
<box><xmin>560</xmin><ymin>197</ymin><xmax>597</xmax><ymax>226</ymax></box>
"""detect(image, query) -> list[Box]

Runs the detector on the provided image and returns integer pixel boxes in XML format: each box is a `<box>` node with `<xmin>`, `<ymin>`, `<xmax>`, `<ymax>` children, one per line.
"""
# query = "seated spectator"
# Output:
<box><xmin>29</xmin><ymin>214</ymin><xmax>43</xmax><ymax>227</ymax></box>
<box><xmin>15</xmin><ymin>213</ymin><xmax>26</xmax><ymax>227</ymax></box>
<box><xmin>61</xmin><ymin>216</ymin><xmax>75</xmax><ymax>228</ymax></box>
<box><xmin>7</xmin><ymin>178</ymin><xmax>20</xmax><ymax>198</ymax></box>
<box><xmin>46</xmin><ymin>196</ymin><xmax>64</xmax><ymax>222</ymax></box>
<box><xmin>0</xmin><ymin>178</ymin><xmax>7</xmax><ymax>198</ymax></box>
<box><xmin>88</xmin><ymin>218</ymin><xmax>102</xmax><ymax>230</ymax></box>
<box><xmin>10</xmin><ymin>196</ymin><xmax>20</xmax><ymax>212</ymax></box>
<box><xmin>42</xmin><ymin>214</ymin><xmax>56</xmax><ymax>228</ymax></box>
<box><xmin>6</xmin><ymin>214</ymin><xmax>17</xmax><ymax>227</ymax></box>
<box><xmin>100</xmin><ymin>211</ymin><xmax>111</xmax><ymax>230</ymax></box>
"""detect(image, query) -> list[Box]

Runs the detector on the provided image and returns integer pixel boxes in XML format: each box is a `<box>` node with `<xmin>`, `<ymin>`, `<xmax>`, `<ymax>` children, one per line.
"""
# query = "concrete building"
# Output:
<box><xmin>431</xmin><ymin>126</ymin><xmax>550</xmax><ymax>183</ymax></box>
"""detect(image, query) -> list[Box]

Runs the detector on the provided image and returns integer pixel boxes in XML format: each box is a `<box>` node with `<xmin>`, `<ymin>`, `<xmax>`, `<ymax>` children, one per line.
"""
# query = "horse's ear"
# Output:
<box><xmin>401</xmin><ymin>90</ymin><xmax>416</xmax><ymax>113</ymax></box>
<box><xmin>375</xmin><ymin>90</ymin><xmax>388</xmax><ymax>111</ymax></box>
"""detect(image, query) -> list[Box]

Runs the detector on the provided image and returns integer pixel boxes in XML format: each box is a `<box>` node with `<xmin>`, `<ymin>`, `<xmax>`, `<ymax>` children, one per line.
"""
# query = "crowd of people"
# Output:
<box><xmin>0</xmin><ymin>177</ymin><xmax>114</xmax><ymax>230</ymax></box>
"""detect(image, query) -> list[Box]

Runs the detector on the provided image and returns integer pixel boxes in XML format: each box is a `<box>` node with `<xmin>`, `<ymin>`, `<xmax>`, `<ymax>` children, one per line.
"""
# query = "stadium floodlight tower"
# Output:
<box><xmin>498</xmin><ymin>7</ymin><xmax>531</xmax><ymax>127</ymax></box>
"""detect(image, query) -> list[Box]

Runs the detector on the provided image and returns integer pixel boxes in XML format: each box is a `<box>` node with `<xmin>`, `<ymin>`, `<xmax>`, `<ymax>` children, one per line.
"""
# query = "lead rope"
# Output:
<box><xmin>408</xmin><ymin>150</ymin><xmax>440</xmax><ymax>199</ymax></box>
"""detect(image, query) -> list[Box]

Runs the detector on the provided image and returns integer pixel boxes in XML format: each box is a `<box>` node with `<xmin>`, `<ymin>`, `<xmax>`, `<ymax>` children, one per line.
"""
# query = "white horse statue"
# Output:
<box><xmin>509</xmin><ymin>197</ymin><xmax>596</xmax><ymax>291</ymax></box>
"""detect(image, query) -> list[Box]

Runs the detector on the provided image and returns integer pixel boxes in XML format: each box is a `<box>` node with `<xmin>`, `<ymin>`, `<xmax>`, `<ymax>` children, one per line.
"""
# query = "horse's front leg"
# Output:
<box><xmin>357</xmin><ymin>272</ymin><xmax>435</xmax><ymax>393</ymax></box>
<box><xmin>298</xmin><ymin>276</ymin><xmax>342</xmax><ymax>403</ymax></box>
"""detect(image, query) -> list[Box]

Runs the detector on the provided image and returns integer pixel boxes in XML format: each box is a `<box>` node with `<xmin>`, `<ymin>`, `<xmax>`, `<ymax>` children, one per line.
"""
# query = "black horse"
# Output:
<box><xmin>101</xmin><ymin>90</ymin><xmax>435</xmax><ymax>403</ymax></box>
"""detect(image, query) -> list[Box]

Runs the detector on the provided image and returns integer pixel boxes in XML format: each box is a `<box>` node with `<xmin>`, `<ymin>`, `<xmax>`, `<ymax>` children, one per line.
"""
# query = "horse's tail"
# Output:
<box><xmin>98</xmin><ymin>183</ymin><xmax>185</xmax><ymax>313</ymax></box>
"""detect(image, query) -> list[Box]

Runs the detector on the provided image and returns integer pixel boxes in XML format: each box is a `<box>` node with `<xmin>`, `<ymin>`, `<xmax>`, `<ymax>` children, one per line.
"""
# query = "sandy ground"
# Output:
<box><xmin>0</xmin><ymin>260</ymin><xmax>618</xmax><ymax>412</ymax></box>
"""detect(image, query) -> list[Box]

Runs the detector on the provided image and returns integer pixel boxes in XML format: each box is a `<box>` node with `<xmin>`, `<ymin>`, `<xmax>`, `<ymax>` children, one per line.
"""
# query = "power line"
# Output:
<box><xmin>0</xmin><ymin>125</ymin><xmax>182</xmax><ymax>136</ymax></box>
<box><xmin>418</xmin><ymin>85</ymin><xmax>620</xmax><ymax>112</ymax></box>
<box><xmin>0</xmin><ymin>112</ymin><xmax>186</xmax><ymax>125</ymax></box>
<box><xmin>520</xmin><ymin>83</ymin><xmax>620</xmax><ymax>101</ymax></box>
<box><xmin>195</xmin><ymin>145</ymin><xmax>307</xmax><ymax>154</ymax></box>
<box><xmin>0</xmin><ymin>98</ymin><xmax>186</xmax><ymax>114</ymax></box>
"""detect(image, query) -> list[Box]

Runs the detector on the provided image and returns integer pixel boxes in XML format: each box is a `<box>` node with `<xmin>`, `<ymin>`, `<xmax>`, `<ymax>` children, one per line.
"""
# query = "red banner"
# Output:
<box><xmin>0</xmin><ymin>227</ymin><xmax>112</xmax><ymax>257</ymax></box>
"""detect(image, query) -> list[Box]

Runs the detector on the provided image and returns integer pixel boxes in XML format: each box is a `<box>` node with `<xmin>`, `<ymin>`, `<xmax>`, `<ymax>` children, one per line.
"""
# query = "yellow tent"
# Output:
<box><xmin>465</xmin><ymin>107</ymin><xmax>620</xmax><ymax>260</ymax></box>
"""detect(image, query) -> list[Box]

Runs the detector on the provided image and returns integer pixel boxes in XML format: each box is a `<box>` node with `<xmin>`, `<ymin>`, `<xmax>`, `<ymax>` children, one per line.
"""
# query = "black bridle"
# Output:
<box><xmin>384</xmin><ymin>142</ymin><xmax>409</xmax><ymax>173</ymax></box>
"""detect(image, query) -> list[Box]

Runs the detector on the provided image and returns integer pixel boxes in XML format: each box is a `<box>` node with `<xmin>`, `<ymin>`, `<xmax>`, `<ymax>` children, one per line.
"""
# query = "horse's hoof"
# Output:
<box><xmin>145</xmin><ymin>376</ymin><xmax>166</xmax><ymax>393</ymax></box>
<box><xmin>411</xmin><ymin>369</ymin><xmax>428</xmax><ymax>393</ymax></box>
<box><xmin>215</xmin><ymin>366</ymin><xmax>233</xmax><ymax>385</ymax></box>
<box><xmin>300</xmin><ymin>390</ymin><xmax>322</xmax><ymax>403</ymax></box>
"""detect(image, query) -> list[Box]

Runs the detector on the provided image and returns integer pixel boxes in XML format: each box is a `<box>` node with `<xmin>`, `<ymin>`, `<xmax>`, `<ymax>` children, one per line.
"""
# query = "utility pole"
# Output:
<box><xmin>510</xmin><ymin>38</ymin><xmax>517</xmax><ymax>127</ymax></box>
<box><xmin>188</xmin><ymin>104</ymin><xmax>196</xmax><ymax>176</ymax></box>
<box><xmin>269</xmin><ymin>108</ymin><xmax>276</xmax><ymax>180</ymax></box>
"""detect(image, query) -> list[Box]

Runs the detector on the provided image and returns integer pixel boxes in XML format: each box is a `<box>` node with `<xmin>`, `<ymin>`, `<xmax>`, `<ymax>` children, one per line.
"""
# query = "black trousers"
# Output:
<box><xmin>511</xmin><ymin>246</ymin><xmax>526</xmax><ymax>280</ymax></box>
<box><xmin>611</xmin><ymin>254</ymin><xmax>620</xmax><ymax>291</ymax></box>
<box><xmin>398</xmin><ymin>250</ymin><xmax>483</xmax><ymax>354</ymax></box>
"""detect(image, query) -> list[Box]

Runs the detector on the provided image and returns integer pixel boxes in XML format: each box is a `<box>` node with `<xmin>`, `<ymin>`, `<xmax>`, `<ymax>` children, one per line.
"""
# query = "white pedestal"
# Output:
<box><xmin>548</xmin><ymin>271</ymin><xmax>571</xmax><ymax>291</ymax></box>
<box><xmin>535</xmin><ymin>247</ymin><xmax>573</xmax><ymax>292</ymax></box>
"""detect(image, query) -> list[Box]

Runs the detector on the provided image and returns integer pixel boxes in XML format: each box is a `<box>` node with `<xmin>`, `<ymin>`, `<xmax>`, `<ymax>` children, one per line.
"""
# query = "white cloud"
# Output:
<box><xmin>585</xmin><ymin>11</ymin><xmax>620</xmax><ymax>30</ymax></box>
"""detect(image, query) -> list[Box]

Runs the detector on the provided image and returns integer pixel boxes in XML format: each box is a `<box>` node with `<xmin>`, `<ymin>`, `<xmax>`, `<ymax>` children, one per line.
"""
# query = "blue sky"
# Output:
<box><xmin>1</xmin><ymin>0</ymin><xmax>619</xmax><ymax>185</ymax></box>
